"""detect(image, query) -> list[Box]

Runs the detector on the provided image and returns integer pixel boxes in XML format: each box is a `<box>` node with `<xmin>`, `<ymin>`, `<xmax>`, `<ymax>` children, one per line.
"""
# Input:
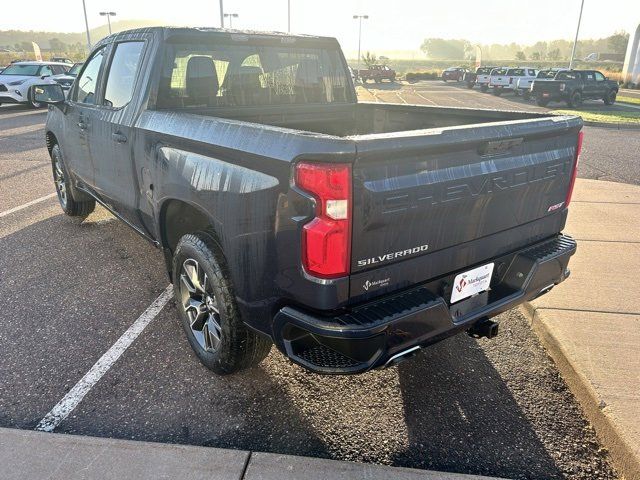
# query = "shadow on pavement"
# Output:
<box><xmin>359</xmin><ymin>81</ymin><xmax>402</xmax><ymax>91</ymax></box>
<box><xmin>393</xmin><ymin>335</ymin><xmax>563</xmax><ymax>479</ymax></box>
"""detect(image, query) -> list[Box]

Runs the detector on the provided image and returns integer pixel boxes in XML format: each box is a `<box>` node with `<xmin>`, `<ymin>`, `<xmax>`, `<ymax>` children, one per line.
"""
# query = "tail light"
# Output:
<box><xmin>295</xmin><ymin>162</ymin><xmax>352</xmax><ymax>278</ymax></box>
<box><xmin>566</xmin><ymin>130</ymin><xmax>583</xmax><ymax>208</ymax></box>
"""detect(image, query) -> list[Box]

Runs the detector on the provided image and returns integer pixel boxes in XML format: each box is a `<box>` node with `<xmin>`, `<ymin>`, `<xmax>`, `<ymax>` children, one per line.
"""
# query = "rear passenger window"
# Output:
<box><xmin>595</xmin><ymin>72</ymin><xmax>605</xmax><ymax>81</ymax></box>
<box><xmin>74</xmin><ymin>47</ymin><xmax>106</xmax><ymax>104</ymax></box>
<box><xmin>103</xmin><ymin>41</ymin><xmax>144</xmax><ymax>108</ymax></box>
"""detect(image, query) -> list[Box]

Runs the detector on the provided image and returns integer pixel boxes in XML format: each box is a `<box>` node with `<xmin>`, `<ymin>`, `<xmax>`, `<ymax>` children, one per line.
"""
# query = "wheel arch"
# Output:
<box><xmin>158</xmin><ymin>198</ymin><xmax>225</xmax><ymax>279</ymax></box>
<box><xmin>45</xmin><ymin>130</ymin><xmax>58</xmax><ymax>154</ymax></box>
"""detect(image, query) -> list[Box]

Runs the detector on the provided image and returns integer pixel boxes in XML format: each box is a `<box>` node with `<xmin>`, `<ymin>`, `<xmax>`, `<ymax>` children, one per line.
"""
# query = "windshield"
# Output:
<box><xmin>69</xmin><ymin>63</ymin><xmax>83</xmax><ymax>75</ymax></box>
<box><xmin>158</xmin><ymin>39</ymin><xmax>351</xmax><ymax>108</ymax></box>
<box><xmin>476</xmin><ymin>67</ymin><xmax>493</xmax><ymax>74</ymax></box>
<box><xmin>507</xmin><ymin>68</ymin><xmax>525</xmax><ymax>76</ymax></box>
<box><xmin>1</xmin><ymin>64</ymin><xmax>40</xmax><ymax>76</ymax></box>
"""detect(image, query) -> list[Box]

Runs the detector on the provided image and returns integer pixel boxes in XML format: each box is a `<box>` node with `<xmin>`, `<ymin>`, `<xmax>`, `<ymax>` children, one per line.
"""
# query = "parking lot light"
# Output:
<box><xmin>569</xmin><ymin>0</ymin><xmax>585</xmax><ymax>69</ymax></box>
<box><xmin>224</xmin><ymin>13</ymin><xmax>239</xmax><ymax>28</ymax></box>
<box><xmin>353</xmin><ymin>14</ymin><xmax>369</xmax><ymax>72</ymax></box>
<box><xmin>99</xmin><ymin>11</ymin><xmax>117</xmax><ymax>36</ymax></box>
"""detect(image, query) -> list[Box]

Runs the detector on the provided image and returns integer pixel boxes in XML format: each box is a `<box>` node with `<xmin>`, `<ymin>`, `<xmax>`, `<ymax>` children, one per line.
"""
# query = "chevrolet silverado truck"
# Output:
<box><xmin>34</xmin><ymin>27</ymin><xmax>580</xmax><ymax>375</ymax></box>
<box><xmin>531</xmin><ymin>69</ymin><xmax>618</xmax><ymax>107</ymax></box>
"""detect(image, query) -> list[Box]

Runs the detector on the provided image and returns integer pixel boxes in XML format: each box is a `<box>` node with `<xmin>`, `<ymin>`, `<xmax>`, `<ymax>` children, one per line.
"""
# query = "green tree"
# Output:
<box><xmin>515</xmin><ymin>51</ymin><xmax>526</xmax><ymax>61</ymax></box>
<box><xmin>607</xmin><ymin>30</ymin><xmax>629</xmax><ymax>54</ymax></box>
<box><xmin>362</xmin><ymin>51</ymin><xmax>377</xmax><ymax>68</ymax></box>
<box><xmin>420</xmin><ymin>38</ymin><xmax>467</xmax><ymax>59</ymax></box>
<box><xmin>531</xmin><ymin>51</ymin><xmax>541</xmax><ymax>60</ymax></box>
<box><xmin>49</xmin><ymin>38</ymin><xmax>66</xmax><ymax>52</ymax></box>
<box><xmin>547</xmin><ymin>48</ymin><xmax>561</xmax><ymax>61</ymax></box>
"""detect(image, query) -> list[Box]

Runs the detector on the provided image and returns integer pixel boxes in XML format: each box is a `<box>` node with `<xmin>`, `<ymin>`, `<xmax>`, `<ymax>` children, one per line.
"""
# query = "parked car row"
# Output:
<box><xmin>461</xmin><ymin>65</ymin><xmax>619</xmax><ymax>108</ymax></box>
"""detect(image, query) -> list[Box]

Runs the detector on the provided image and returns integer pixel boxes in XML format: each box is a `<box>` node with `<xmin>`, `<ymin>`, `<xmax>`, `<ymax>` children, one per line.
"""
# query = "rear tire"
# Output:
<box><xmin>466</xmin><ymin>82</ymin><xmax>474</xmax><ymax>89</ymax></box>
<box><xmin>493</xmin><ymin>89</ymin><xmax>502</xmax><ymax>96</ymax></box>
<box><xmin>50</xmin><ymin>144</ymin><xmax>95</xmax><ymax>217</ymax></box>
<box><xmin>603</xmin><ymin>89</ymin><xmax>617</xmax><ymax>105</ymax></box>
<box><xmin>523</xmin><ymin>91</ymin><xmax>531</xmax><ymax>100</ymax></box>
<box><xmin>568</xmin><ymin>91</ymin><xmax>583</xmax><ymax>108</ymax></box>
<box><xmin>173</xmin><ymin>233</ymin><xmax>272</xmax><ymax>375</ymax></box>
<box><xmin>480</xmin><ymin>85</ymin><xmax>488</xmax><ymax>92</ymax></box>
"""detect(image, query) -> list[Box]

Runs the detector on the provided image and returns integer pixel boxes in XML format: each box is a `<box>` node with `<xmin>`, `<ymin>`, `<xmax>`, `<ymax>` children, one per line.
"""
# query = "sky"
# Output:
<box><xmin>3</xmin><ymin>0</ymin><xmax>640</xmax><ymax>55</ymax></box>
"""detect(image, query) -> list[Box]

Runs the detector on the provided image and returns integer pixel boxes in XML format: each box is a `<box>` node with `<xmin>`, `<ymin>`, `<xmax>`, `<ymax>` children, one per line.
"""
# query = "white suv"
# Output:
<box><xmin>0</xmin><ymin>61</ymin><xmax>70</xmax><ymax>108</ymax></box>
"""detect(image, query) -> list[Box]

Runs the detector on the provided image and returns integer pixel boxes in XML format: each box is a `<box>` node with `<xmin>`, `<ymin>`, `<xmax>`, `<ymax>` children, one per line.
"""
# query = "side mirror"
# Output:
<box><xmin>41</xmin><ymin>75</ymin><xmax>50</xmax><ymax>79</ymax></box>
<box><xmin>32</xmin><ymin>84</ymin><xmax>66</xmax><ymax>107</ymax></box>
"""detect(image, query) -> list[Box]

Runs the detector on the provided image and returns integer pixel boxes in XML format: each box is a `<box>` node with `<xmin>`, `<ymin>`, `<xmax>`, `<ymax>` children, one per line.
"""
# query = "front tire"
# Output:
<box><xmin>603</xmin><ymin>89</ymin><xmax>617</xmax><ymax>105</ymax></box>
<box><xmin>480</xmin><ymin>85</ymin><xmax>488</xmax><ymax>92</ymax></box>
<box><xmin>50</xmin><ymin>144</ymin><xmax>95</xmax><ymax>217</ymax></box>
<box><xmin>493</xmin><ymin>89</ymin><xmax>502</xmax><ymax>96</ymax></box>
<box><xmin>173</xmin><ymin>233</ymin><xmax>272</xmax><ymax>375</ymax></box>
<box><xmin>523</xmin><ymin>91</ymin><xmax>531</xmax><ymax>100</ymax></box>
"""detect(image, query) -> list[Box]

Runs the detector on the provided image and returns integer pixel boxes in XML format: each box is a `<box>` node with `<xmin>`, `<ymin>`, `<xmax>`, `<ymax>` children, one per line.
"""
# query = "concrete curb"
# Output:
<box><xmin>0</xmin><ymin>427</ymin><xmax>504</xmax><ymax>480</ymax></box>
<box><xmin>520</xmin><ymin>304</ymin><xmax>640</xmax><ymax>480</ymax></box>
<box><xmin>581</xmin><ymin>120</ymin><xmax>640</xmax><ymax>130</ymax></box>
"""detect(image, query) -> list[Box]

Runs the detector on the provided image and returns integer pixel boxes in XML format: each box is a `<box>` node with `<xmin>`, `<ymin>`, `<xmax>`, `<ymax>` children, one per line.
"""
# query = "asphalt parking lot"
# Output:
<box><xmin>1</xmin><ymin>83</ymin><xmax>636</xmax><ymax>479</ymax></box>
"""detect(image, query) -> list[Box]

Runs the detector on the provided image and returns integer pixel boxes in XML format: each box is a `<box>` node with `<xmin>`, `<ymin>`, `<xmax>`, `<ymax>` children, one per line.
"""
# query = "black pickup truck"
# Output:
<box><xmin>34</xmin><ymin>27</ymin><xmax>580</xmax><ymax>375</ymax></box>
<box><xmin>531</xmin><ymin>69</ymin><xmax>619</xmax><ymax>107</ymax></box>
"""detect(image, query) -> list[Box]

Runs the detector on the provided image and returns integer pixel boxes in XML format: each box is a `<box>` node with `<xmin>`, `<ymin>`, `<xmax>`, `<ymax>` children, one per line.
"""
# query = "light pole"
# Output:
<box><xmin>224</xmin><ymin>13</ymin><xmax>239</xmax><ymax>29</ymax></box>
<box><xmin>569</xmin><ymin>0</ymin><xmax>585</xmax><ymax>69</ymax></box>
<box><xmin>99</xmin><ymin>11</ymin><xmax>116</xmax><ymax>35</ymax></box>
<box><xmin>219</xmin><ymin>0</ymin><xmax>224</xmax><ymax>27</ymax></box>
<box><xmin>287</xmin><ymin>0</ymin><xmax>291</xmax><ymax>33</ymax></box>
<box><xmin>353</xmin><ymin>14</ymin><xmax>369</xmax><ymax>71</ymax></box>
<box><xmin>82</xmin><ymin>0</ymin><xmax>91</xmax><ymax>50</ymax></box>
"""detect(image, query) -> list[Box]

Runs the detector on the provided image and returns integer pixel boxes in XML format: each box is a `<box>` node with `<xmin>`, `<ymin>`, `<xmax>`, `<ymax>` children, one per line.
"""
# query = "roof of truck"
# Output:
<box><xmin>97</xmin><ymin>26</ymin><xmax>338</xmax><ymax>45</ymax></box>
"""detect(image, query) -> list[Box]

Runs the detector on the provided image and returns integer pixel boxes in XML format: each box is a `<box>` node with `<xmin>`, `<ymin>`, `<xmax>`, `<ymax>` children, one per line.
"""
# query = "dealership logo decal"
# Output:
<box><xmin>363</xmin><ymin>278</ymin><xmax>391</xmax><ymax>291</ymax></box>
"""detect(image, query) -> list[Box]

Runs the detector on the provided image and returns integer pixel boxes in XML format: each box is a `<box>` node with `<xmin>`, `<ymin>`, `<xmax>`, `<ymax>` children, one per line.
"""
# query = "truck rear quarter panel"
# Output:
<box><xmin>134</xmin><ymin>110</ymin><xmax>356</xmax><ymax>334</ymax></box>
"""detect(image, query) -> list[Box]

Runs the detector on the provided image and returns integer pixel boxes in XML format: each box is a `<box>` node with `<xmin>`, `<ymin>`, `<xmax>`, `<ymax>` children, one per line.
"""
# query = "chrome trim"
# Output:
<box><xmin>384</xmin><ymin>346</ymin><xmax>421</xmax><ymax>367</ymax></box>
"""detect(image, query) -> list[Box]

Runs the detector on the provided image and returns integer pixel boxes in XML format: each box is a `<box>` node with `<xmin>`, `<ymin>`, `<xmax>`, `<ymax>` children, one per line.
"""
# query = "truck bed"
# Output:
<box><xmin>163</xmin><ymin>102</ymin><xmax>551</xmax><ymax>137</ymax></box>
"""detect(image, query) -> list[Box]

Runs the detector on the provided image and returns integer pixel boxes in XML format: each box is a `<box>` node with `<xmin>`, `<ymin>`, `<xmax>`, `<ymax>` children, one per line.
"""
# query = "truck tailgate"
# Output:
<box><xmin>349</xmin><ymin>116</ymin><xmax>582</xmax><ymax>300</ymax></box>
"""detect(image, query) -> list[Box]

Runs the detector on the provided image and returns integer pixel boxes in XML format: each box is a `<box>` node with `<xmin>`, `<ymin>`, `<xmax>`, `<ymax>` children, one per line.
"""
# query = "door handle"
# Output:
<box><xmin>77</xmin><ymin>121</ymin><xmax>87</xmax><ymax>130</ymax></box>
<box><xmin>112</xmin><ymin>132</ymin><xmax>127</xmax><ymax>144</ymax></box>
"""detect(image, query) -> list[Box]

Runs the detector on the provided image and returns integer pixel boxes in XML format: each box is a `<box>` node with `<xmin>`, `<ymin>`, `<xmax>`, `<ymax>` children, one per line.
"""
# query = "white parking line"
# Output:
<box><xmin>0</xmin><ymin>193</ymin><xmax>57</xmax><ymax>219</ymax></box>
<box><xmin>35</xmin><ymin>285</ymin><xmax>174</xmax><ymax>432</ymax></box>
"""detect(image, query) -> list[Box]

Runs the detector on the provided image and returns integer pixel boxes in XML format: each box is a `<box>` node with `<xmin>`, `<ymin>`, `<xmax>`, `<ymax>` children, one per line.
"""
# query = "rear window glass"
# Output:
<box><xmin>556</xmin><ymin>71</ymin><xmax>581</xmax><ymax>80</ymax></box>
<box><xmin>476</xmin><ymin>67</ymin><xmax>493</xmax><ymax>74</ymax></box>
<box><xmin>537</xmin><ymin>70</ymin><xmax>558</xmax><ymax>79</ymax></box>
<box><xmin>507</xmin><ymin>68</ymin><xmax>525</xmax><ymax>76</ymax></box>
<box><xmin>158</xmin><ymin>40</ymin><xmax>350</xmax><ymax>108</ymax></box>
<box><xmin>491</xmin><ymin>68</ymin><xmax>508</xmax><ymax>75</ymax></box>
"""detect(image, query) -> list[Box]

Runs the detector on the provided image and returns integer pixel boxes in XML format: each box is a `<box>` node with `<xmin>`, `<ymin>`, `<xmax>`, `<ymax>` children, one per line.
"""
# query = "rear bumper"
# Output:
<box><xmin>273</xmin><ymin>234</ymin><xmax>576</xmax><ymax>374</ymax></box>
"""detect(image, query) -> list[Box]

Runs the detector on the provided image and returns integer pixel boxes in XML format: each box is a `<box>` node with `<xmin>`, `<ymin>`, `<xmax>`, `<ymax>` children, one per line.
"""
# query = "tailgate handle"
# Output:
<box><xmin>479</xmin><ymin>138</ymin><xmax>523</xmax><ymax>157</ymax></box>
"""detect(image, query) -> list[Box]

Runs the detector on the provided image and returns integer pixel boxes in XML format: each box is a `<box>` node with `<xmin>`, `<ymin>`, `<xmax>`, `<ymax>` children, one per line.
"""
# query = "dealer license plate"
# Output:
<box><xmin>450</xmin><ymin>263</ymin><xmax>495</xmax><ymax>304</ymax></box>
